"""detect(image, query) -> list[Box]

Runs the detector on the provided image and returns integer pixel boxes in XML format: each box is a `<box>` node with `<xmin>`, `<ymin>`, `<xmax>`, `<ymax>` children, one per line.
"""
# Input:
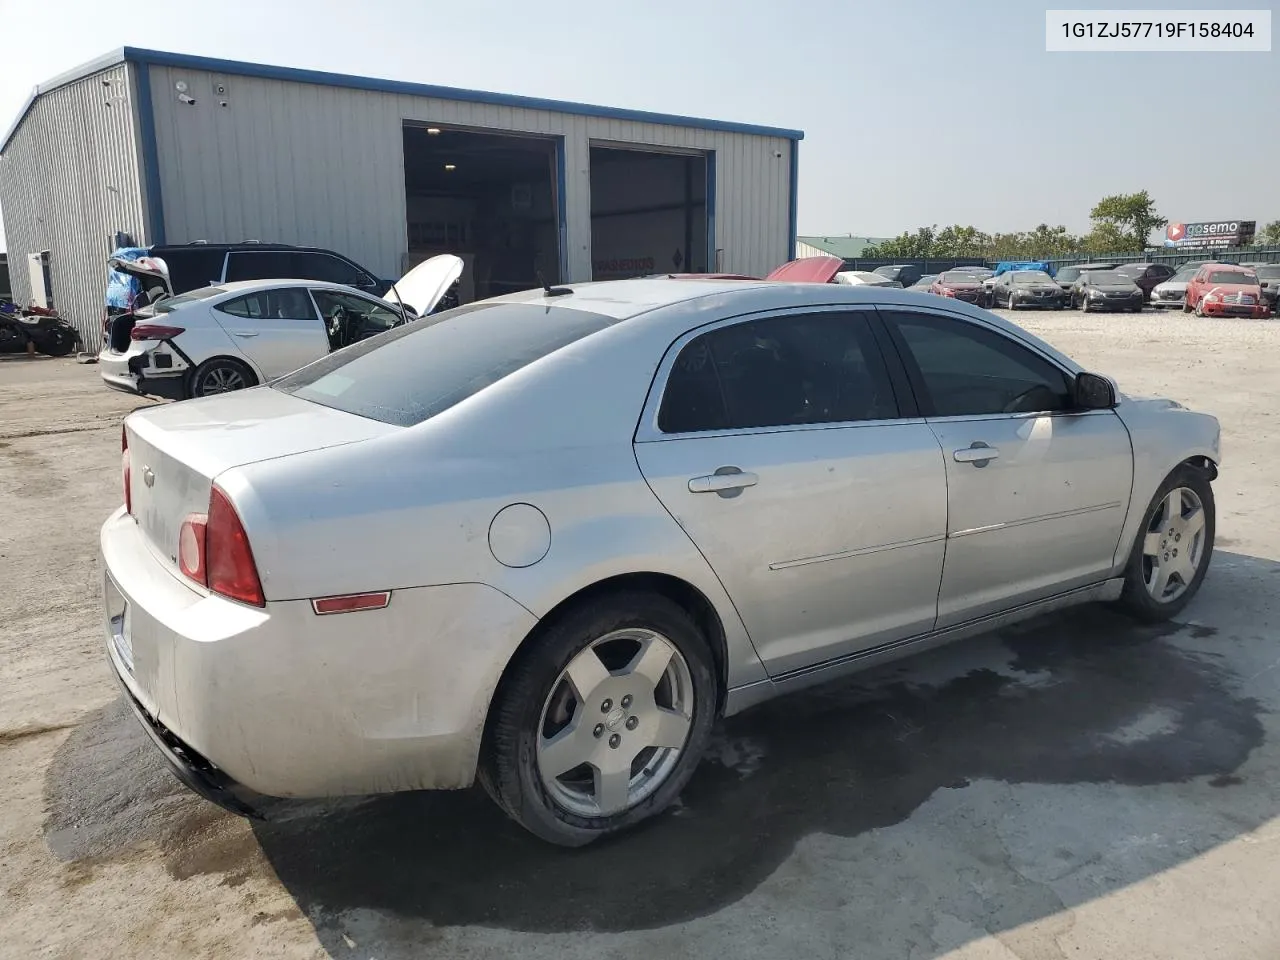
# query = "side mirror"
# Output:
<box><xmin>1074</xmin><ymin>372</ymin><xmax>1117</xmax><ymax>410</ymax></box>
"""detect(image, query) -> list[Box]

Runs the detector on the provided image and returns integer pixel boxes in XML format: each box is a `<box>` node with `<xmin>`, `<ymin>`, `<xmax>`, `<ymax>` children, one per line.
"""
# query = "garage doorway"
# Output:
<box><xmin>402</xmin><ymin>124</ymin><xmax>561</xmax><ymax>302</ymax></box>
<box><xmin>589</xmin><ymin>146</ymin><xmax>709</xmax><ymax>280</ymax></box>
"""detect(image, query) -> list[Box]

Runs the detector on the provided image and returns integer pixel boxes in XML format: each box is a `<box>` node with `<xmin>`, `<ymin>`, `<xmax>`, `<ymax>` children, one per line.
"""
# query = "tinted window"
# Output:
<box><xmin>157</xmin><ymin>248</ymin><xmax>230</xmax><ymax>292</ymax></box>
<box><xmin>272</xmin><ymin>303</ymin><xmax>615</xmax><ymax>427</ymax></box>
<box><xmin>224</xmin><ymin>251</ymin><xmax>297</xmax><ymax>282</ymax></box>
<box><xmin>1115</xmin><ymin>264</ymin><xmax>1147</xmax><ymax>276</ymax></box>
<box><xmin>217</xmin><ymin>288</ymin><xmax>317</xmax><ymax>321</ymax></box>
<box><xmin>1254</xmin><ymin>265</ymin><xmax>1280</xmax><ymax>279</ymax></box>
<box><xmin>886</xmin><ymin>311</ymin><xmax>1071</xmax><ymax>417</ymax></box>
<box><xmin>658</xmin><ymin>312</ymin><xmax>897</xmax><ymax>434</ymax></box>
<box><xmin>1012</xmin><ymin>271</ymin><xmax>1054</xmax><ymax>283</ymax></box>
<box><xmin>1083</xmin><ymin>270</ymin><xmax>1124</xmax><ymax>283</ymax></box>
<box><xmin>293</xmin><ymin>252</ymin><xmax>372</xmax><ymax>287</ymax></box>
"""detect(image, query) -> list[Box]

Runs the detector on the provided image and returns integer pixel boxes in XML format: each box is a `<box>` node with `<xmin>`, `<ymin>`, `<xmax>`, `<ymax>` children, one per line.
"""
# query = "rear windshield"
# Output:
<box><xmin>154</xmin><ymin>286</ymin><xmax>228</xmax><ymax>313</ymax></box>
<box><xmin>272</xmin><ymin>302</ymin><xmax>616</xmax><ymax>426</ymax></box>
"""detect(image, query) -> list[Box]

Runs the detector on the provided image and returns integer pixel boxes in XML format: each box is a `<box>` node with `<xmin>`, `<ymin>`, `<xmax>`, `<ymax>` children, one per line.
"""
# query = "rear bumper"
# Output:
<box><xmin>100</xmin><ymin>507</ymin><xmax>539</xmax><ymax>799</ymax></box>
<box><xmin>99</xmin><ymin>350</ymin><xmax>187</xmax><ymax>400</ymax></box>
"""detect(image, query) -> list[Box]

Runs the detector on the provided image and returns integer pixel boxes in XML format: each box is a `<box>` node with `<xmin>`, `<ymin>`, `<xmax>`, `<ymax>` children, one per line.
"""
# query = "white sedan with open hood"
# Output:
<box><xmin>103</xmin><ymin>278</ymin><xmax>1221</xmax><ymax>846</ymax></box>
<box><xmin>98</xmin><ymin>254</ymin><xmax>463</xmax><ymax>400</ymax></box>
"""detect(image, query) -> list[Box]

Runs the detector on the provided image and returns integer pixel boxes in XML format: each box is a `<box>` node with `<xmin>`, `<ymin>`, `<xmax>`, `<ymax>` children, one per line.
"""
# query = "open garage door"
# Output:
<box><xmin>590</xmin><ymin>146</ymin><xmax>709</xmax><ymax>280</ymax></box>
<box><xmin>403</xmin><ymin>124</ymin><xmax>561</xmax><ymax>303</ymax></box>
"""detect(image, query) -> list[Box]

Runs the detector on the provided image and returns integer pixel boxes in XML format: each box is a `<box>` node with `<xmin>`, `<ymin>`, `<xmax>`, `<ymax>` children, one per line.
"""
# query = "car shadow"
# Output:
<box><xmin>44</xmin><ymin>551</ymin><xmax>1277</xmax><ymax>957</ymax></box>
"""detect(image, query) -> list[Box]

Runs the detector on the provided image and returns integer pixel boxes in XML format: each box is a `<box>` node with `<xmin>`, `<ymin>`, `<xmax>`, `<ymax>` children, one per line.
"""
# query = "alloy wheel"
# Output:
<box><xmin>536</xmin><ymin>628</ymin><xmax>694</xmax><ymax>817</ymax></box>
<box><xmin>200</xmin><ymin>365</ymin><xmax>247</xmax><ymax>394</ymax></box>
<box><xmin>1142</xmin><ymin>486</ymin><xmax>1207</xmax><ymax>603</ymax></box>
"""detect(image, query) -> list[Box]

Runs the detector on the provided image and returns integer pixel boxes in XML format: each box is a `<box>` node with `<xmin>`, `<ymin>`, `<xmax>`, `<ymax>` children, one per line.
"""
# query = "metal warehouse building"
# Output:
<box><xmin>0</xmin><ymin>47</ymin><xmax>802</xmax><ymax>346</ymax></box>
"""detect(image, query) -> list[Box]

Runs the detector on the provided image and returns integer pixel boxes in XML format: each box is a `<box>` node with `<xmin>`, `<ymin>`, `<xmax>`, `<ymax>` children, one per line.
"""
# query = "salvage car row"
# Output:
<box><xmin>902</xmin><ymin>259</ymin><xmax>1277</xmax><ymax>316</ymax></box>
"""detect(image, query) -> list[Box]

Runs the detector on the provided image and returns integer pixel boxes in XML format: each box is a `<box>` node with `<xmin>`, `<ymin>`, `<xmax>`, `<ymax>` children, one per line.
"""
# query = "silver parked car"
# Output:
<box><xmin>102</xmin><ymin>280</ymin><xmax>1221</xmax><ymax>846</ymax></box>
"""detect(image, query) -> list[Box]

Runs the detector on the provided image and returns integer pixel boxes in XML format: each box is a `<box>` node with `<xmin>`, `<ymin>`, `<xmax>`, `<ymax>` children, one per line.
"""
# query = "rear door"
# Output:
<box><xmin>211</xmin><ymin>287</ymin><xmax>329</xmax><ymax>379</ymax></box>
<box><xmin>633</xmin><ymin>307</ymin><xmax>949</xmax><ymax>678</ymax></box>
<box><xmin>880</xmin><ymin>307</ymin><xmax>1133</xmax><ymax>626</ymax></box>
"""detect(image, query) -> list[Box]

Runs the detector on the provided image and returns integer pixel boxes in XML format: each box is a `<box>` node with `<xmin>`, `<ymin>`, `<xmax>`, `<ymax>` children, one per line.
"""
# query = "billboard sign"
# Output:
<box><xmin>1165</xmin><ymin>220</ymin><xmax>1256</xmax><ymax>248</ymax></box>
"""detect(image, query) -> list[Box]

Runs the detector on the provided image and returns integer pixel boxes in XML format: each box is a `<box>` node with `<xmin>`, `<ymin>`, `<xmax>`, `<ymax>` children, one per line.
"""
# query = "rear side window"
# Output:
<box><xmin>272</xmin><ymin>303</ymin><xmax>616</xmax><ymax>426</ymax></box>
<box><xmin>217</xmin><ymin>289</ymin><xmax>317</xmax><ymax>321</ymax></box>
<box><xmin>658</xmin><ymin>311</ymin><xmax>898</xmax><ymax>433</ymax></box>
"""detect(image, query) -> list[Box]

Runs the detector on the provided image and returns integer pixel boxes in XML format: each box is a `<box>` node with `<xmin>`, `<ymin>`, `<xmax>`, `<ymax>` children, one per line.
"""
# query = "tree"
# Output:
<box><xmin>1088</xmin><ymin>190</ymin><xmax>1167</xmax><ymax>251</ymax></box>
<box><xmin>1082</xmin><ymin>221</ymin><xmax>1131</xmax><ymax>255</ymax></box>
<box><xmin>1258</xmin><ymin>220</ymin><xmax>1280</xmax><ymax>246</ymax></box>
<box><xmin>863</xmin><ymin>226</ymin><xmax>937</xmax><ymax>259</ymax></box>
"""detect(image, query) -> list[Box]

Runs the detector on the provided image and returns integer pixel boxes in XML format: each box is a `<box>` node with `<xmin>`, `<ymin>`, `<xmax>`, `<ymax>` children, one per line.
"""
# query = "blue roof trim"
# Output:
<box><xmin>133</xmin><ymin>61</ymin><xmax>166</xmax><ymax>246</ymax></box>
<box><xmin>5</xmin><ymin>45</ymin><xmax>802</xmax><ymax>160</ymax></box>
<box><xmin>117</xmin><ymin>48</ymin><xmax>803</xmax><ymax>140</ymax></box>
<box><xmin>787</xmin><ymin>140</ymin><xmax>799</xmax><ymax>262</ymax></box>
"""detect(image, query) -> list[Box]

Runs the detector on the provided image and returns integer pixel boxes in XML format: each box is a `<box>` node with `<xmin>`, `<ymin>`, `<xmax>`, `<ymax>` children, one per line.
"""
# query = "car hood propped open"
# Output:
<box><xmin>384</xmin><ymin>254</ymin><xmax>465</xmax><ymax>316</ymax></box>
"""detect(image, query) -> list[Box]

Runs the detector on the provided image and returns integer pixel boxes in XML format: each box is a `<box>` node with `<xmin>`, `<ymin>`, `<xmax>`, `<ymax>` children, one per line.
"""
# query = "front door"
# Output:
<box><xmin>211</xmin><ymin>287</ymin><xmax>330</xmax><ymax>380</ymax></box>
<box><xmin>633</xmin><ymin>308</ymin><xmax>949</xmax><ymax>678</ymax></box>
<box><xmin>880</xmin><ymin>308</ymin><xmax>1133</xmax><ymax>626</ymax></box>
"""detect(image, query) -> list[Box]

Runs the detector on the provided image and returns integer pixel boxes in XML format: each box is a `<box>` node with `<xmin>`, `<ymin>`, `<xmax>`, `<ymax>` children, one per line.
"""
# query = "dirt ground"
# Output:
<box><xmin>2</xmin><ymin>310</ymin><xmax>1280</xmax><ymax>960</ymax></box>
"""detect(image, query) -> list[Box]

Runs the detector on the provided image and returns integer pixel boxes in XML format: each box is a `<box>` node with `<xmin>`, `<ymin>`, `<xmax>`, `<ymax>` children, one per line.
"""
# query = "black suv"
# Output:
<box><xmin>128</xmin><ymin>242</ymin><xmax>389</xmax><ymax>298</ymax></box>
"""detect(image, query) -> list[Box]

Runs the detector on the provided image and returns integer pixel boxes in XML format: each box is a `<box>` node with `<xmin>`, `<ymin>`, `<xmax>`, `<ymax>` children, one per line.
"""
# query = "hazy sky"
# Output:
<box><xmin>1</xmin><ymin>0</ymin><xmax>1277</xmax><ymax>251</ymax></box>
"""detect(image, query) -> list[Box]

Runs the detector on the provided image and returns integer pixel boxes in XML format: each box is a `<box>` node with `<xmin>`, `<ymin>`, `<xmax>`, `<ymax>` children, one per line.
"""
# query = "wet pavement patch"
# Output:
<box><xmin>44</xmin><ymin>606</ymin><xmax>1264</xmax><ymax>938</ymax></box>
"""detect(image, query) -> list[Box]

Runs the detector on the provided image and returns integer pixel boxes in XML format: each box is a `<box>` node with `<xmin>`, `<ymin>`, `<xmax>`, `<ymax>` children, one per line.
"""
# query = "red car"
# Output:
<box><xmin>1184</xmin><ymin>264</ymin><xmax>1269</xmax><ymax>318</ymax></box>
<box><xmin>929</xmin><ymin>270</ymin><xmax>986</xmax><ymax>304</ymax></box>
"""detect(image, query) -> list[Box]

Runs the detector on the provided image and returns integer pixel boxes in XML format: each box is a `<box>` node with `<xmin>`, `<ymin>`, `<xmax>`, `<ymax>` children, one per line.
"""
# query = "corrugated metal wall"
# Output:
<box><xmin>145</xmin><ymin>66</ymin><xmax>792</xmax><ymax>281</ymax></box>
<box><xmin>0</xmin><ymin>64</ymin><xmax>148</xmax><ymax>347</ymax></box>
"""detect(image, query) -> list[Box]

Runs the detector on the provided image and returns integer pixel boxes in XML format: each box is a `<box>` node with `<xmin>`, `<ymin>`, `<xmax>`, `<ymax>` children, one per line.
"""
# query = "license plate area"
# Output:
<box><xmin>105</xmin><ymin>574</ymin><xmax>134</xmax><ymax>673</ymax></box>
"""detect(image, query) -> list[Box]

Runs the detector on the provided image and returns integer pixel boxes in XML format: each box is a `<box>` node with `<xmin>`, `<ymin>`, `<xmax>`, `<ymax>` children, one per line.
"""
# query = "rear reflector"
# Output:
<box><xmin>311</xmin><ymin>592</ymin><xmax>392</xmax><ymax>615</ymax></box>
<box><xmin>131</xmin><ymin>324</ymin><xmax>185</xmax><ymax>341</ymax></box>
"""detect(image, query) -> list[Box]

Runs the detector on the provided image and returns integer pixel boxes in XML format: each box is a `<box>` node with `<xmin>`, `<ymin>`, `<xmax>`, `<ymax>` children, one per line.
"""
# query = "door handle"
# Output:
<box><xmin>688</xmin><ymin>468</ymin><xmax>758</xmax><ymax>495</ymax></box>
<box><xmin>232</xmin><ymin>331</ymin><xmax>259</xmax><ymax>338</ymax></box>
<box><xmin>953</xmin><ymin>442</ymin><xmax>999</xmax><ymax>466</ymax></box>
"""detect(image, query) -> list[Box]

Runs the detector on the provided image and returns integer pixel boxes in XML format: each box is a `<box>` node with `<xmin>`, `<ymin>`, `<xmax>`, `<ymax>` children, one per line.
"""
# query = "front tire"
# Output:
<box><xmin>1081</xmin><ymin>296</ymin><xmax>1091</xmax><ymax>313</ymax></box>
<box><xmin>188</xmin><ymin>357</ymin><xmax>257</xmax><ymax>398</ymax></box>
<box><xmin>1194</xmin><ymin>298</ymin><xmax>1205</xmax><ymax>317</ymax></box>
<box><xmin>1116</xmin><ymin>463</ymin><xmax>1215</xmax><ymax>622</ymax></box>
<box><xmin>480</xmin><ymin>592</ymin><xmax>718</xmax><ymax>846</ymax></box>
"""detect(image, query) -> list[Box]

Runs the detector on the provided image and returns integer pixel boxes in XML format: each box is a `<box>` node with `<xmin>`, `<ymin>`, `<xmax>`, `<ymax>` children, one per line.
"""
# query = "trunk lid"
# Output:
<box><xmin>383</xmin><ymin>254</ymin><xmax>464</xmax><ymax>316</ymax></box>
<box><xmin>125</xmin><ymin>388</ymin><xmax>397</xmax><ymax>572</ymax></box>
<box><xmin>766</xmin><ymin>256</ymin><xmax>844</xmax><ymax>283</ymax></box>
<box><xmin>107</xmin><ymin>255</ymin><xmax>174</xmax><ymax>305</ymax></box>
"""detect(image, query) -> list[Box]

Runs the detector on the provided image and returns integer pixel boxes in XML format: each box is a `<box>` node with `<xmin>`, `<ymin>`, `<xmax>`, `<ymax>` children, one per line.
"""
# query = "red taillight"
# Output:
<box><xmin>177</xmin><ymin>487</ymin><xmax>263</xmax><ymax>606</ymax></box>
<box><xmin>941</xmin><ymin>288</ymin><xmax>957</xmax><ymax>297</ymax></box>
<box><xmin>130</xmin><ymin>324</ymin><xmax>185</xmax><ymax>341</ymax></box>
<box><xmin>206</xmin><ymin>486</ymin><xmax>265</xmax><ymax>606</ymax></box>
<box><xmin>121</xmin><ymin>425</ymin><xmax>131</xmax><ymax>515</ymax></box>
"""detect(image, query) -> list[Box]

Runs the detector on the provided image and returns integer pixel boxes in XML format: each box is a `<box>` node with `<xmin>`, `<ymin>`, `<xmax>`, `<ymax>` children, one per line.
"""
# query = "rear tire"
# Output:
<box><xmin>188</xmin><ymin>357</ymin><xmax>257</xmax><ymax>398</ymax></box>
<box><xmin>1116</xmin><ymin>463</ymin><xmax>1215</xmax><ymax>623</ymax></box>
<box><xmin>35</xmin><ymin>327</ymin><xmax>76</xmax><ymax>357</ymax></box>
<box><xmin>479</xmin><ymin>591</ymin><xmax>717</xmax><ymax>847</ymax></box>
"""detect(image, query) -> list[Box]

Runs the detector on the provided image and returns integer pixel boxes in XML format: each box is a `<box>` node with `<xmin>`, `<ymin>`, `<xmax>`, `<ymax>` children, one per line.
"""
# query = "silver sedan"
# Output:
<box><xmin>102</xmin><ymin>279</ymin><xmax>1221</xmax><ymax>846</ymax></box>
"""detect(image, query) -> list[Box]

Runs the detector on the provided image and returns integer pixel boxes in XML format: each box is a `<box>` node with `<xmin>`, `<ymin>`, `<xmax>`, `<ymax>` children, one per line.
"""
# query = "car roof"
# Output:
<box><xmin>204</xmin><ymin>279</ymin><xmax>388</xmax><ymax>297</ymax></box>
<box><xmin>153</xmin><ymin>242</ymin><xmax>330</xmax><ymax>253</ymax></box>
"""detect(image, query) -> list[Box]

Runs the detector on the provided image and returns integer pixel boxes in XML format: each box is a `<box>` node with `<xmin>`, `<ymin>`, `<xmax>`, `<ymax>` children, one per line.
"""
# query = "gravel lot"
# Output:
<box><xmin>3</xmin><ymin>309</ymin><xmax>1280</xmax><ymax>960</ymax></box>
